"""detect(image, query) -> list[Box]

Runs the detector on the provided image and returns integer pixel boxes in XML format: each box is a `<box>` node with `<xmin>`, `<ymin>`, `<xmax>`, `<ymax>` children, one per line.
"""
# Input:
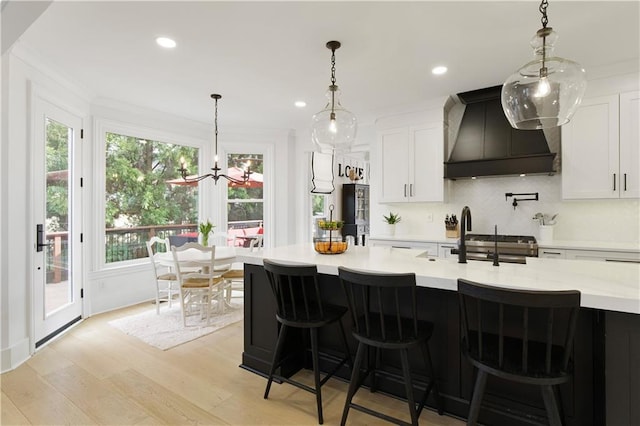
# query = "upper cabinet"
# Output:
<box><xmin>562</xmin><ymin>90</ymin><xmax>639</xmax><ymax>199</ymax></box>
<box><xmin>377</xmin><ymin>121</ymin><xmax>445</xmax><ymax>203</ymax></box>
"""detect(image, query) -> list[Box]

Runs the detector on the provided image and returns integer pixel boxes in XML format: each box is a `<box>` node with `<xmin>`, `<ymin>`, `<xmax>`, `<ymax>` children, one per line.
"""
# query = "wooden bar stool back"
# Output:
<box><xmin>338</xmin><ymin>266</ymin><xmax>443</xmax><ymax>426</ymax></box>
<box><xmin>457</xmin><ymin>279</ymin><xmax>581</xmax><ymax>426</ymax></box>
<box><xmin>262</xmin><ymin>259</ymin><xmax>352</xmax><ymax>425</ymax></box>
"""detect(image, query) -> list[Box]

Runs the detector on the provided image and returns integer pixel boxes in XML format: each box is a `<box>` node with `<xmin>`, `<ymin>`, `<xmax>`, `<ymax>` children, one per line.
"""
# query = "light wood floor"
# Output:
<box><xmin>1</xmin><ymin>303</ymin><xmax>465</xmax><ymax>425</ymax></box>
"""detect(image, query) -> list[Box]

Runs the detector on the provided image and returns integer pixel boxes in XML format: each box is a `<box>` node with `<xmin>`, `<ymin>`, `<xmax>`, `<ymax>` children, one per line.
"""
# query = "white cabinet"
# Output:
<box><xmin>562</xmin><ymin>91</ymin><xmax>639</xmax><ymax>199</ymax></box>
<box><xmin>438</xmin><ymin>243</ymin><xmax>457</xmax><ymax>259</ymax></box>
<box><xmin>565</xmin><ymin>249</ymin><xmax>639</xmax><ymax>263</ymax></box>
<box><xmin>378</xmin><ymin>122</ymin><xmax>444</xmax><ymax>203</ymax></box>
<box><xmin>539</xmin><ymin>248</ymin><xmax>567</xmax><ymax>259</ymax></box>
<box><xmin>368</xmin><ymin>238</ymin><xmax>438</xmax><ymax>256</ymax></box>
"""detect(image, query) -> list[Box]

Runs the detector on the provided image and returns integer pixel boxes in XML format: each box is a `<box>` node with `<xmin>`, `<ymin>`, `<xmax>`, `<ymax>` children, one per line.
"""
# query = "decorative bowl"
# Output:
<box><xmin>313</xmin><ymin>237</ymin><xmax>348</xmax><ymax>254</ymax></box>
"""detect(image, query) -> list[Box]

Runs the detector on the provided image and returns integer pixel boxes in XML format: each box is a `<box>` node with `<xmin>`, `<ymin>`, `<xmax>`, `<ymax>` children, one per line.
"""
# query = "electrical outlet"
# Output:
<box><xmin>426</xmin><ymin>212</ymin><xmax>433</xmax><ymax>223</ymax></box>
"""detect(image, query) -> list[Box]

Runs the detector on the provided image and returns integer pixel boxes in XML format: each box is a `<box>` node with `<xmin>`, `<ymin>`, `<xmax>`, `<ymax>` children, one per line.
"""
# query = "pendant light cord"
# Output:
<box><xmin>538</xmin><ymin>0</ymin><xmax>549</xmax><ymax>77</ymax></box>
<box><xmin>214</xmin><ymin>96</ymin><xmax>219</xmax><ymax>165</ymax></box>
<box><xmin>330</xmin><ymin>46</ymin><xmax>337</xmax><ymax>118</ymax></box>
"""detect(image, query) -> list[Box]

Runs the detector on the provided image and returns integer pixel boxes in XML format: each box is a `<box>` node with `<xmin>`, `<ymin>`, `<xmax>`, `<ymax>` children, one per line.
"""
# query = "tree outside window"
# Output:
<box><xmin>105</xmin><ymin>132</ymin><xmax>198</xmax><ymax>262</ymax></box>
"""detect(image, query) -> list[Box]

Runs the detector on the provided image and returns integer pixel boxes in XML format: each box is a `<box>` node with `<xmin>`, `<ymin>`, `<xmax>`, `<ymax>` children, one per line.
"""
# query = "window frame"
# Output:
<box><xmin>94</xmin><ymin>118</ymin><xmax>209</xmax><ymax>271</ymax></box>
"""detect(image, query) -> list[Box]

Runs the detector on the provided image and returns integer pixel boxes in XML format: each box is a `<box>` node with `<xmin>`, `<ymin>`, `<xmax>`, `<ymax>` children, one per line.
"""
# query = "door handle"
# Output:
<box><xmin>36</xmin><ymin>224</ymin><xmax>52</xmax><ymax>252</ymax></box>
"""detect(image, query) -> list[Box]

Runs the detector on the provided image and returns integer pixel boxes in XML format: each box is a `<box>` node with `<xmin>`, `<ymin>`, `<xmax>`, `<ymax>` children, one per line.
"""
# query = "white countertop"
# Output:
<box><xmin>238</xmin><ymin>244</ymin><xmax>640</xmax><ymax>315</ymax></box>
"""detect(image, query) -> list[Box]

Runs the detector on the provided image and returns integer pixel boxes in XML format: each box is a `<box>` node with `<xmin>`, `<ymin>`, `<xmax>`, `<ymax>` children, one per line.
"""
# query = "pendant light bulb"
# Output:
<box><xmin>501</xmin><ymin>0</ymin><xmax>586</xmax><ymax>130</ymax></box>
<box><xmin>311</xmin><ymin>41</ymin><xmax>357</xmax><ymax>153</ymax></box>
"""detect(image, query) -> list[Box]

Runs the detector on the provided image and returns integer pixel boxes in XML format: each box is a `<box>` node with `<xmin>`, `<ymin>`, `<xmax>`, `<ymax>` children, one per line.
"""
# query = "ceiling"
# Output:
<box><xmin>14</xmin><ymin>1</ymin><xmax>640</xmax><ymax>135</ymax></box>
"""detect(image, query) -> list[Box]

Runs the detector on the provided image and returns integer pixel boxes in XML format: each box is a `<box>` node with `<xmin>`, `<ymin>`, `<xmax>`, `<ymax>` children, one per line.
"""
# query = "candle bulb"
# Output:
<box><xmin>180</xmin><ymin>157</ymin><xmax>186</xmax><ymax>169</ymax></box>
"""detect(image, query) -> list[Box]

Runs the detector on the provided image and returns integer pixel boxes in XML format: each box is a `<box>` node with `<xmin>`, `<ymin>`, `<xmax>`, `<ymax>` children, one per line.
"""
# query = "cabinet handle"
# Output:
<box><xmin>624</xmin><ymin>173</ymin><xmax>627</xmax><ymax>191</ymax></box>
<box><xmin>613</xmin><ymin>173</ymin><xmax>616</xmax><ymax>191</ymax></box>
<box><xmin>410</xmin><ymin>183</ymin><xmax>413</xmax><ymax>197</ymax></box>
<box><xmin>543</xmin><ymin>251</ymin><xmax>562</xmax><ymax>255</ymax></box>
<box><xmin>404</xmin><ymin>184</ymin><xmax>407</xmax><ymax>197</ymax></box>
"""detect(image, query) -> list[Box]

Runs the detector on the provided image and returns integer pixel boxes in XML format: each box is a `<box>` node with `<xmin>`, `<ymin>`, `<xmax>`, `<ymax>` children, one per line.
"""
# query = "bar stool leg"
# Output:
<box><xmin>264</xmin><ymin>324</ymin><xmax>288</xmax><ymax>399</ymax></box>
<box><xmin>341</xmin><ymin>342</ymin><xmax>366</xmax><ymax>426</ymax></box>
<box><xmin>541</xmin><ymin>385</ymin><xmax>562</xmax><ymax>426</ymax></box>
<box><xmin>467</xmin><ymin>369</ymin><xmax>488</xmax><ymax>425</ymax></box>
<box><xmin>337</xmin><ymin>319</ymin><xmax>353</xmax><ymax>368</ymax></box>
<box><xmin>310</xmin><ymin>328</ymin><xmax>323</xmax><ymax>424</ymax></box>
<box><xmin>400</xmin><ymin>348</ymin><xmax>419</xmax><ymax>426</ymax></box>
<box><xmin>420</xmin><ymin>342</ymin><xmax>444</xmax><ymax>415</ymax></box>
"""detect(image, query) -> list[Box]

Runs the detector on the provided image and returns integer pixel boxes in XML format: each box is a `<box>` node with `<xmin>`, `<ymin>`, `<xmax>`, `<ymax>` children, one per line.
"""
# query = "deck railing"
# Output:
<box><xmin>45</xmin><ymin>221</ymin><xmax>262</xmax><ymax>283</ymax></box>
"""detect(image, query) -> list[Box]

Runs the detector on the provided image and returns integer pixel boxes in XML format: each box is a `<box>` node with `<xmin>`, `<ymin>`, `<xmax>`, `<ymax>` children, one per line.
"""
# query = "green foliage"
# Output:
<box><xmin>46</xmin><ymin>119</ymin><xmax>71</xmax><ymax>231</ymax></box>
<box><xmin>105</xmin><ymin>133</ymin><xmax>198</xmax><ymax>228</ymax></box>
<box><xmin>383</xmin><ymin>212</ymin><xmax>401</xmax><ymax>224</ymax></box>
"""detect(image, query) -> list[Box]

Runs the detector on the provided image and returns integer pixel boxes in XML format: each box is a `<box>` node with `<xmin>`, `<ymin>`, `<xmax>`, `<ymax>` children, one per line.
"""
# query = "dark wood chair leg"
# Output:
<box><xmin>553</xmin><ymin>384</ymin><xmax>566</xmax><ymax>424</ymax></box>
<box><xmin>400</xmin><ymin>348</ymin><xmax>419</xmax><ymax>426</ymax></box>
<box><xmin>264</xmin><ymin>324</ymin><xmax>288</xmax><ymax>399</ymax></box>
<box><xmin>341</xmin><ymin>342</ymin><xmax>366</xmax><ymax>426</ymax></box>
<box><xmin>420</xmin><ymin>341</ymin><xmax>444</xmax><ymax>415</ymax></box>
<box><xmin>467</xmin><ymin>369</ymin><xmax>488</xmax><ymax>426</ymax></box>
<box><xmin>337</xmin><ymin>319</ymin><xmax>353</xmax><ymax>368</ymax></box>
<box><xmin>310</xmin><ymin>328</ymin><xmax>323</xmax><ymax>424</ymax></box>
<box><xmin>541</xmin><ymin>385</ymin><xmax>562</xmax><ymax>426</ymax></box>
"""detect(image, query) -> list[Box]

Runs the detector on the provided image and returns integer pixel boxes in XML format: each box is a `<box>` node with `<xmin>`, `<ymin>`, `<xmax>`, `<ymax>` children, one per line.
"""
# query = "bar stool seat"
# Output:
<box><xmin>262</xmin><ymin>259</ymin><xmax>352</xmax><ymax>425</ymax></box>
<box><xmin>338</xmin><ymin>266</ymin><xmax>443</xmax><ymax>426</ymax></box>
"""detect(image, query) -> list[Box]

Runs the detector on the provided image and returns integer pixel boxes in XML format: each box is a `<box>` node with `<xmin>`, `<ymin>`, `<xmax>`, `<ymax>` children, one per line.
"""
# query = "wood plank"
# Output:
<box><xmin>108</xmin><ymin>368</ymin><xmax>227</xmax><ymax>425</ymax></box>
<box><xmin>1</xmin><ymin>391</ymin><xmax>30</xmax><ymax>425</ymax></box>
<box><xmin>44</xmin><ymin>364</ymin><xmax>154</xmax><ymax>425</ymax></box>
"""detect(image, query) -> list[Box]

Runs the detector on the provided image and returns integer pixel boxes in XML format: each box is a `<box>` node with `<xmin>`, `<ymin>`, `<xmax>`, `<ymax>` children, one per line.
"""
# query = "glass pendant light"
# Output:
<box><xmin>311</xmin><ymin>41</ymin><xmax>357</xmax><ymax>153</ymax></box>
<box><xmin>501</xmin><ymin>0</ymin><xmax>587</xmax><ymax>130</ymax></box>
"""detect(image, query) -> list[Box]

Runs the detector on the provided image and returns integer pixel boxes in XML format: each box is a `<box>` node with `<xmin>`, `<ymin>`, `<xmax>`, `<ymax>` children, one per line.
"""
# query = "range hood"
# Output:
<box><xmin>444</xmin><ymin>85</ymin><xmax>558</xmax><ymax>179</ymax></box>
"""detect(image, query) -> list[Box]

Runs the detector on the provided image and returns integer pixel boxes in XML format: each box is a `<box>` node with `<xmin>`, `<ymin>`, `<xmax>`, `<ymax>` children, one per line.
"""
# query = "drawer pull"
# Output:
<box><xmin>543</xmin><ymin>251</ymin><xmax>562</xmax><ymax>255</ymax></box>
<box><xmin>613</xmin><ymin>173</ymin><xmax>616</xmax><ymax>191</ymax></box>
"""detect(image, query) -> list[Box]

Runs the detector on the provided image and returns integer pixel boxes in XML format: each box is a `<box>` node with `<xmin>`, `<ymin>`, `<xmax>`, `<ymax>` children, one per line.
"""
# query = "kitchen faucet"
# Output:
<box><xmin>458</xmin><ymin>206</ymin><xmax>472</xmax><ymax>263</ymax></box>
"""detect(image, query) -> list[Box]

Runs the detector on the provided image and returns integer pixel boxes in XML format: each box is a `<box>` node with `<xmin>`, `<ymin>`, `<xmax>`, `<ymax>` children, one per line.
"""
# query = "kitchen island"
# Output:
<box><xmin>238</xmin><ymin>245</ymin><xmax>640</xmax><ymax>425</ymax></box>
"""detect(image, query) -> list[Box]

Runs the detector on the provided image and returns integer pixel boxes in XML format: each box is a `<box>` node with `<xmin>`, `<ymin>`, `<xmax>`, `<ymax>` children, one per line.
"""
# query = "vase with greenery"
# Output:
<box><xmin>382</xmin><ymin>212</ymin><xmax>401</xmax><ymax>236</ymax></box>
<box><xmin>199</xmin><ymin>220</ymin><xmax>215</xmax><ymax>246</ymax></box>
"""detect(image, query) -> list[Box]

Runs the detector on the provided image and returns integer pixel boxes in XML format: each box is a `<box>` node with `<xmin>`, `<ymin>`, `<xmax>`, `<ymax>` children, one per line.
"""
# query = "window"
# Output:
<box><xmin>311</xmin><ymin>193</ymin><xmax>328</xmax><ymax>238</ymax></box>
<box><xmin>226</xmin><ymin>153</ymin><xmax>263</xmax><ymax>247</ymax></box>
<box><xmin>104</xmin><ymin>132</ymin><xmax>198</xmax><ymax>263</ymax></box>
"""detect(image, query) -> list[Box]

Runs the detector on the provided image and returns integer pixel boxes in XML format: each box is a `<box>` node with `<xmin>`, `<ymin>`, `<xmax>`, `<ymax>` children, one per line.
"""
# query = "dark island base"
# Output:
<box><xmin>241</xmin><ymin>263</ymin><xmax>637</xmax><ymax>425</ymax></box>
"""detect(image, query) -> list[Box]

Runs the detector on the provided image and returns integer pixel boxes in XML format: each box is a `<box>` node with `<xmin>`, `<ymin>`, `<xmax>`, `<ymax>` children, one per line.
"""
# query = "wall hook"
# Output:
<box><xmin>505</xmin><ymin>192</ymin><xmax>539</xmax><ymax>210</ymax></box>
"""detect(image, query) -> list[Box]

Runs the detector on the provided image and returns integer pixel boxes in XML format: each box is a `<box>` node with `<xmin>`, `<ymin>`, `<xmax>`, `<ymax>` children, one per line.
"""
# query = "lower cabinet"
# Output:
<box><xmin>539</xmin><ymin>247</ymin><xmax>639</xmax><ymax>263</ymax></box>
<box><xmin>368</xmin><ymin>238</ymin><xmax>439</xmax><ymax>256</ymax></box>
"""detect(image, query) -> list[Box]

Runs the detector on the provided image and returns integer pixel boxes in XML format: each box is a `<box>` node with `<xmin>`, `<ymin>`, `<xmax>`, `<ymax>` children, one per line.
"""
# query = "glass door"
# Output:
<box><xmin>226</xmin><ymin>153</ymin><xmax>264</xmax><ymax>247</ymax></box>
<box><xmin>33</xmin><ymin>97</ymin><xmax>83</xmax><ymax>347</ymax></box>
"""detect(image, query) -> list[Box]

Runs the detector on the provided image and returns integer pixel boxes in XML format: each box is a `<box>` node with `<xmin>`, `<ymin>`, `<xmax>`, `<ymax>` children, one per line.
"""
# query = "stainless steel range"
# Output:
<box><xmin>458</xmin><ymin>234</ymin><xmax>538</xmax><ymax>264</ymax></box>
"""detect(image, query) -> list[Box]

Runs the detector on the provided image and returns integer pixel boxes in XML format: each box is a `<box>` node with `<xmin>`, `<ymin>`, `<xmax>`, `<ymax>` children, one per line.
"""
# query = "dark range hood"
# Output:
<box><xmin>444</xmin><ymin>85</ymin><xmax>557</xmax><ymax>179</ymax></box>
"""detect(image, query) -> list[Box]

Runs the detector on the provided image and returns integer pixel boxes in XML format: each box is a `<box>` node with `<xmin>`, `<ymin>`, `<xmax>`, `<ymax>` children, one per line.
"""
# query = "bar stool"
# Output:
<box><xmin>457</xmin><ymin>279</ymin><xmax>581</xmax><ymax>426</ymax></box>
<box><xmin>262</xmin><ymin>259</ymin><xmax>352</xmax><ymax>425</ymax></box>
<box><xmin>338</xmin><ymin>266</ymin><xmax>443</xmax><ymax>426</ymax></box>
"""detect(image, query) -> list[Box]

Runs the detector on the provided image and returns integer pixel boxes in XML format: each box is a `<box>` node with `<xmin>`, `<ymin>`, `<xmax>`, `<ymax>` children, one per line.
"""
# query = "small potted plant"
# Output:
<box><xmin>383</xmin><ymin>212</ymin><xmax>401</xmax><ymax>236</ymax></box>
<box><xmin>199</xmin><ymin>220</ymin><xmax>215</xmax><ymax>246</ymax></box>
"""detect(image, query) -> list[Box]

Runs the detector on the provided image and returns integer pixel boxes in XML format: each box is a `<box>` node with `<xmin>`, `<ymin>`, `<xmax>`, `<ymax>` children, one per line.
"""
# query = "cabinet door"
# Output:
<box><xmin>562</xmin><ymin>95</ymin><xmax>620</xmax><ymax>199</ymax></box>
<box><xmin>619</xmin><ymin>91</ymin><xmax>639</xmax><ymax>199</ymax></box>
<box><xmin>410</xmin><ymin>123</ymin><xmax>444</xmax><ymax>202</ymax></box>
<box><xmin>379</xmin><ymin>127</ymin><xmax>410</xmax><ymax>203</ymax></box>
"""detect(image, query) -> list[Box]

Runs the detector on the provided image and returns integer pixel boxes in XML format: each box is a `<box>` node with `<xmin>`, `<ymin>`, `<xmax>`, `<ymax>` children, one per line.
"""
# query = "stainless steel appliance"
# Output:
<box><xmin>453</xmin><ymin>234</ymin><xmax>538</xmax><ymax>264</ymax></box>
<box><xmin>342</xmin><ymin>184</ymin><xmax>369</xmax><ymax>245</ymax></box>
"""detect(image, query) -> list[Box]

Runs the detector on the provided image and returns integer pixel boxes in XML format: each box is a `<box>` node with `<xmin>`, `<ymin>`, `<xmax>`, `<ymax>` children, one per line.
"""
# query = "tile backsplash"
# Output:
<box><xmin>371</xmin><ymin>175</ymin><xmax>640</xmax><ymax>244</ymax></box>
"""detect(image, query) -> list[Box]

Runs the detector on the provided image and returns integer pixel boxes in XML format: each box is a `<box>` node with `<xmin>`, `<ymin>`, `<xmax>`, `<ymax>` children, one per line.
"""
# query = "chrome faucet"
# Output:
<box><xmin>458</xmin><ymin>206</ymin><xmax>472</xmax><ymax>263</ymax></box>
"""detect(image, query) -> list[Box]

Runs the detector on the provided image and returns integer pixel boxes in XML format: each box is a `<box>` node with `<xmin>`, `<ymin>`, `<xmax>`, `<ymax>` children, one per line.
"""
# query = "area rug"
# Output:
<box><xmin>108</xmin><ymin>300</ymin><xmax>243</xmax><ymax>350</ymax></box>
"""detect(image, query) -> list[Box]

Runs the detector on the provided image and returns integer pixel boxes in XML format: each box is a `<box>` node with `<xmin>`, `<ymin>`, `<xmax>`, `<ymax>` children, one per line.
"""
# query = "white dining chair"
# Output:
<box><xmin>146</xmin><ymin>236</ymin><xmax>179</xmax><ymax>314</ymax></box>
<box><xmin>171</xmin><ymin>242</ymin><xmax>225</xmax><ymax>327</ymax></box>
<box><xmin>223</xmin><ymin>234</ymin><xmax>263</xmax><ymax>304</ymax></box>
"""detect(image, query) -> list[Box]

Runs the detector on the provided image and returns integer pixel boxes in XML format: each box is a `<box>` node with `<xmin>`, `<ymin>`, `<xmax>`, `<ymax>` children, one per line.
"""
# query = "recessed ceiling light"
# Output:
<box><xmin>432</xmin><ymin>66</ymin><xmax>448</xmax><ymax>75</ymax></box>
<box><xmin>295</xmin><ymin>101</ymin><xmax>307</xmax><ymax>108</ymax></box>
<box><xmin>156</xmin><ymin>37</ymin><xmax>176</xmax><ymax>49</ymax></box>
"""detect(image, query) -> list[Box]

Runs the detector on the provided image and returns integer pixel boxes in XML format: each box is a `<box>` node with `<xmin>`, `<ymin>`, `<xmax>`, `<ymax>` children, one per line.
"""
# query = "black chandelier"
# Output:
<box><xmin>178</xmin><ymin>94</ymin><xmax>252</xmax><ymax>185</ymax></box>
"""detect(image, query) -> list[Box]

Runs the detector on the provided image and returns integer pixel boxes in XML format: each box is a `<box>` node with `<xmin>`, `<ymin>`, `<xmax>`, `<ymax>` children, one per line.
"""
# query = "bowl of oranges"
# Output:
<box><xmin>313</xmin><ymin>236</ymin><xmax>348</xmax><ymax>254</ymax></box>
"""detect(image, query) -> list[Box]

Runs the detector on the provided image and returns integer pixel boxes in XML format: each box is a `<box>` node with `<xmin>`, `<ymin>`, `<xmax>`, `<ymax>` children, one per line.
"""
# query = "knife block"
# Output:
<box><xmin>445</xmin><ymin>225</ymin><xmax>459</xmax><ymax>239</ymax></box>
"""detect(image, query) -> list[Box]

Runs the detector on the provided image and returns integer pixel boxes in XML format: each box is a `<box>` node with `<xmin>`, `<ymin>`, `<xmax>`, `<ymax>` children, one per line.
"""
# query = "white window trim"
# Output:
<box><xmin>217</xmin><ymin>142</ymin><xmax>273</xmax><ymax>248</ymax></box>
<box><xmin>93</xmin><ymin>118</ymin><xmax>209</xmax><ymax>271</ymax></box>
